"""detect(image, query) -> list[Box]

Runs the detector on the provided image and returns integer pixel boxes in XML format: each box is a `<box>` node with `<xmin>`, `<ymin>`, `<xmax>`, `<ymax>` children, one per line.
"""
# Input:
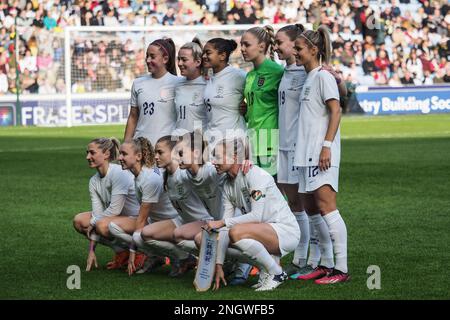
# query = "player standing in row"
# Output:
<box><xmin>73</xmin><ymin>137</ymin><xmax>140</xmax><ymax>271</ymax></box>
<box><xmin>292</xmin><ymin>26</ymin><xmax>350</xmax><ymax>284</ymax></box>
<box><xmin>124</xmin><ymin>38</ymin><xmax>183</xmax><ymax>146</ymax></box>
<box><xmin>275</xmin><ymin>24</ymin><xmax>349</xmax><ymax>278</ymax></box>
<box><xmin>241</xmin><ymin>26</ymin><xmax>284</xmax><ymax>177</ymax></box>
<box><xmin>132</xmin><ymin>135</ymin><xmax>211</xmax><ymax>277</ymax></box>
<box><xmin>205</xmin><ymin>138</ymin><xmax>300</xmax><ymax>291</ymax></box>
<box><xmin>110</xmin><ymin>137</ymin><xmax>178</xmax><ymax>275</ymax></box>
<box><xmin>273</xmin><ymin>24</ymin><xmax>312</xmax><ymax>277</ymax></box>
<box><xmin>173</xmin><ymin>39</ymin><xmax>208</xmax><ymax>136</ymax></box>
<box><xmin>202</xmin><ymin>38</ymin><xmax>247</xmax><ymax>146</ymax></box>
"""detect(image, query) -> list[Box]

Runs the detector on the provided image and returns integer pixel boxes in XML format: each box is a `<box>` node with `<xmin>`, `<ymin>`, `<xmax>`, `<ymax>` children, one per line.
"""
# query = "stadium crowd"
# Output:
<box><xmin>0</xmin><ymin>0</ymin><xmax>449</xmax><ymax>95</ymax></box>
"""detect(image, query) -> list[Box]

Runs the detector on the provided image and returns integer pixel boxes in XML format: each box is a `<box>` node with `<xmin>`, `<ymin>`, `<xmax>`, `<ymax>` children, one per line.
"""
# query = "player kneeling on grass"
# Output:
<box><xmin>203</xmin><ymin>138</ymin><xmax>300</xmax><ymax>291</ymax></box>
<box><xmin>132</xmin><ymin>135</ymin><xmax>213</xmax><ymax>277</ymax></box>
<box><xmin>176</xmin><ymin>131</ymin><xmax>254</xmax><ymax>285</ymax></box>
<box><xmin>73</xmin><ymin>137</ymin><xmax>140</xmax><ymax>271</ymax></box>
<box><xmin>111</xmin><ymin>137</ymin><xmax>178</xmax><ymax>275</ymax></box>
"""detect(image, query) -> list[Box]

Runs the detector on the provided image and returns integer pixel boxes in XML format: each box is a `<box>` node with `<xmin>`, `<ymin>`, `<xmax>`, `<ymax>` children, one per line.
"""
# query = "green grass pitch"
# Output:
<box><xmin>0</xmin><ymin>114</ymin><xmax>449</xmax><ymax>300</ymax></box>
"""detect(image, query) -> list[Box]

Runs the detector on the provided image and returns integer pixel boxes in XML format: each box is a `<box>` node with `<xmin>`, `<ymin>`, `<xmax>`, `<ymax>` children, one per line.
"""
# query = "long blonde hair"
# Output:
<box><xmin>245</xmin><ymin>25</ymin><xmax>276</xmax><ymax>61</ymax></box>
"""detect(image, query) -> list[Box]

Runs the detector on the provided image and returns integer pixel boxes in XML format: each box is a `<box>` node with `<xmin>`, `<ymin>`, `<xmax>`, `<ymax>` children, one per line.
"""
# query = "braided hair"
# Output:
<box><xmin>245</xmin><ymin>25</ymin><xmax>276</xmax><ymax>61</ymax></box>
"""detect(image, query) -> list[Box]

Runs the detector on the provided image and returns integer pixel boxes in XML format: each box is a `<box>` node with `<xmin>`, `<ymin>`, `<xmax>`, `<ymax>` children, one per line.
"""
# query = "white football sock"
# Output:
<box><xmin>90</xmin><ymin>230</ymin><xmax>125</xmax><ymax>253</ymax></box>
<box><xmin>233</xmin><ymin>239</ymin><xmax>282</xmax><ymax>275</ymax></box>
<box><xmin>310</xmin><ymin>214</ymin><xmax>334</xmax><ymax>268</ymax></box>
<box><xmin>226</xmin><ymin>246</ymin><xmax>255</xmax><ymax>265</ymax></box>
<box><xmin>322</xmin><ymin>210</ymin><xmax>348</xmax><ymax>273</ymax></box>
<box><xmin>145</xmin><ymin>239</ymin><xmax>189</xmax><ymax>260</ymax></box>
<box><xmin>132</xmin><ymin>232</ymin><xmax>155</xmax><ymax>256</ymax></box>
<box><xmin>293</xmin><ymin>211</ymin><xmax>309</xmax><ymax>267</ymax></box>
<box><xmin>307</xmin><ymin>215</ymin><xmax>321</xmax><ymax>268</ymax></box>
<box><xmin>108</xmin><ymin>222</ymin><xmax>133</xmax><ymax>247</ymax></box>
<box><xmin>177</xmin><ymin>240</ymin><xmax>199</xmax><ymax>256</ymax></box>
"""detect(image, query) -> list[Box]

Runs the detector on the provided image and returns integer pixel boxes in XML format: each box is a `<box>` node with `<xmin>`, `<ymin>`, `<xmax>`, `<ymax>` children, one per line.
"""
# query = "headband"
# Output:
<box><xmin>300</xmin><ymin>34</ymin><xmax>316</xmax><ymax>48</ymax></box>
<box><xmin>151</xmin><ymin>39</ymin><xmax>170</xmax><ymax>56</ymax></box>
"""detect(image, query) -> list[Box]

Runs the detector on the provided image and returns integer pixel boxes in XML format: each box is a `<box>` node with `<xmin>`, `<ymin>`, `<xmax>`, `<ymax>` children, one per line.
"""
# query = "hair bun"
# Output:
<box><xmin>227</xmin><ymin>39</ymin><xmax>238</xmax><ymax>52</ymax></box>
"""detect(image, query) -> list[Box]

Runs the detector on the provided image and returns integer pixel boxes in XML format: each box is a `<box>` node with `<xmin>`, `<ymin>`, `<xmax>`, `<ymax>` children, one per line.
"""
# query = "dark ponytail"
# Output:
<box><xmin>156</xmin><ymin>135</ymin><xmax>178</xmax><ymax>190</ymax></box>
<box><xmin>151</xmin><ymin>38</ymin><xmax>177</xmax><ymax>75</ymax></box>
<box><xmin>206</xmin><ymin>38</ymin><xmax>238</xmax><ymax>63</ymax></box>
<box><xmin>278</xmin><ymin>23</ymin><xmax>305</xmax><ymax>41</ymax></box>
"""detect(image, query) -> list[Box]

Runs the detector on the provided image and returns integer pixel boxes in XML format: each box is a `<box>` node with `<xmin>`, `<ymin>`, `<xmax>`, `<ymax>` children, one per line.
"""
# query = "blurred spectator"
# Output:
<box><xmin>0</xmin><ymin>0</ymin><xmax>448</xmax><ymax>95</ymax></box>
<box><xmin>0</xmin><ymin>69</ymin><xmax>8</xmax><ymax>94</ymax></box>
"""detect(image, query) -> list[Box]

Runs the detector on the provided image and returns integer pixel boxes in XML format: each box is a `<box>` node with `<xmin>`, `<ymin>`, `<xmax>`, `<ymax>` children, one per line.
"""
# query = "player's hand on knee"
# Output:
<box><xmin>213</xmin><ymin>264</ymin><xmax>227</xmax><ymax>291</ymax></box>
<box><xmin>86</xmin><ymin>251</ymin><xmax>98</xmax><ymax>272</ymax></box>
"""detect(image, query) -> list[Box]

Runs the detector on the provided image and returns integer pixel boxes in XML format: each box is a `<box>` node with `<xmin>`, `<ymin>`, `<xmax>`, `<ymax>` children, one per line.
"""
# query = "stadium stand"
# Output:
<box><xmin>0</xmin><ymin>0</ymin><xmax>449</xmax><ymax>95</ymax></box>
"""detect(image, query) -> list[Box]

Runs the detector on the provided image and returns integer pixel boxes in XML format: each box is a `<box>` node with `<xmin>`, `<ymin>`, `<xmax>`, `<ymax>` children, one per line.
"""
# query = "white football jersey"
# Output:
<box><xmin>222</xmin><ymin>165</ymin><xmax>295</xmax><ymax>227</ymax></box>
<box><xmin>89</xmin><ymin>163</ymin><xmax>140</xmax><ymax>221</ymax></box>
<box><xmin>203</xmin><ymin>65</ymin><xmax>247</xmax><ymax>140</ymax></box>
<box><xmin>130</xmin><ymin>72</ymin><xmax>184</xmax><ymax>145</ymax></box>
<box><xmin>278</xmin><ymin>64</ymin><xmax>307</xmax><ymax>151</ymax></box>
<box><xmin>293</xmin><ymin>66</ymin><xmax>341</xmax><ymax>168</ymax></box>
<box><xmin>174</xmin><ymin>76</ymin><xmax>207</xmax><ymax>133</ymax></box>
<box><xmin>166</xmin><ymin>167</ymin><xmax>212</xmax><ymax>223</ymax></box>
<box><xmin>185</xmin><ymin>162</ymin><xmax>226</xmax><ymax>220</ymax></box>
<box><xmin>134</xmin><ymin>166</ymin><xmax>178</xmax><ymax>221</ymax></box>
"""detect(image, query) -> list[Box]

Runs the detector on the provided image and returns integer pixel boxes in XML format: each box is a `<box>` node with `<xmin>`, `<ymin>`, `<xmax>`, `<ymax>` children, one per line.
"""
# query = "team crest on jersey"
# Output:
<box><xmin>290</xmin><ymin>77</ymin><xmax>299</xmax><ymax>90</ymax></box>
<box><xmin>158</xmin><ymin>88</ymin><xmax>170</xmax><ymax>103</ymax></box>
<box><xmin>214</xmin><ymin>85</ymin><xmax>224</xmax><ymax>98</ymax></box>
<box><xmin>257</xmin><ymin>77</ymin><xmax>265</xmax><ymax>87</ymax></box>
<box><xmin>303</xmin><ymin>86</ymin><xmax>311</xmax><ymax>97</ymax></box>
<box><xmin>251</xmin><ymin>190</ymin><xmax>264</xmax><ymax>201</ymax></box>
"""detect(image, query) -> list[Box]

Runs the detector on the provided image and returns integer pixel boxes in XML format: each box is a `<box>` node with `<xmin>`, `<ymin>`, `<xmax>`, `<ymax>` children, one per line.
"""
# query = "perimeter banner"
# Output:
<box><xmin>355</xmin><ymin>85</ymin><xmax>450</xmax><ymax>115</ymax></box>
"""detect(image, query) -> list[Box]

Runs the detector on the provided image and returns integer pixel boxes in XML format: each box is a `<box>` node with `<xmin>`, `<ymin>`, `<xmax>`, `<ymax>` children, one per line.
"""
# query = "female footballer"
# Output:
<box><xmin>111</xmin><ymin>137</ymin><xmax>178</xmax><ymax>275</ymax></box>
<box><xmin>292</xmin><ymin>26</ymin><xmax>350</xmax><ymax>284</ymax></box>
<box><xmin>241</xmin><ymin>25</ymin><xmax>284</xmax><ymax>177</ymax></box>
<box><xmin>173</xmin><ymin>39</ymin><xmax>208</xmax><ymax>135</ymax></box>
<box><xmin>202</xmin><ymin>38</ymin><xmax>247</xmax><ymax>146</ymax></box>
<box><xmin>176</xmin><ymin>131</ymin><xmax>254</xmax><ymax>284</ymax></box>
<box><xmin>124</xmin><ymin>38</ymin><xmax>183</xmax><ymax>145</ymax></box>
<box><xmin>73</xmin><ymin>137</ymin><xmax>140</xmax><ymax>272</ymax></box>
<box><xmin>205</xmin><ymin>138</ymin><xmax>300</xmax><ymax>291</ymax></box>
<box><xmin>132</xmin><ymin>135</ymin><xmax>212</xmax><ymax>277</ymax></box>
